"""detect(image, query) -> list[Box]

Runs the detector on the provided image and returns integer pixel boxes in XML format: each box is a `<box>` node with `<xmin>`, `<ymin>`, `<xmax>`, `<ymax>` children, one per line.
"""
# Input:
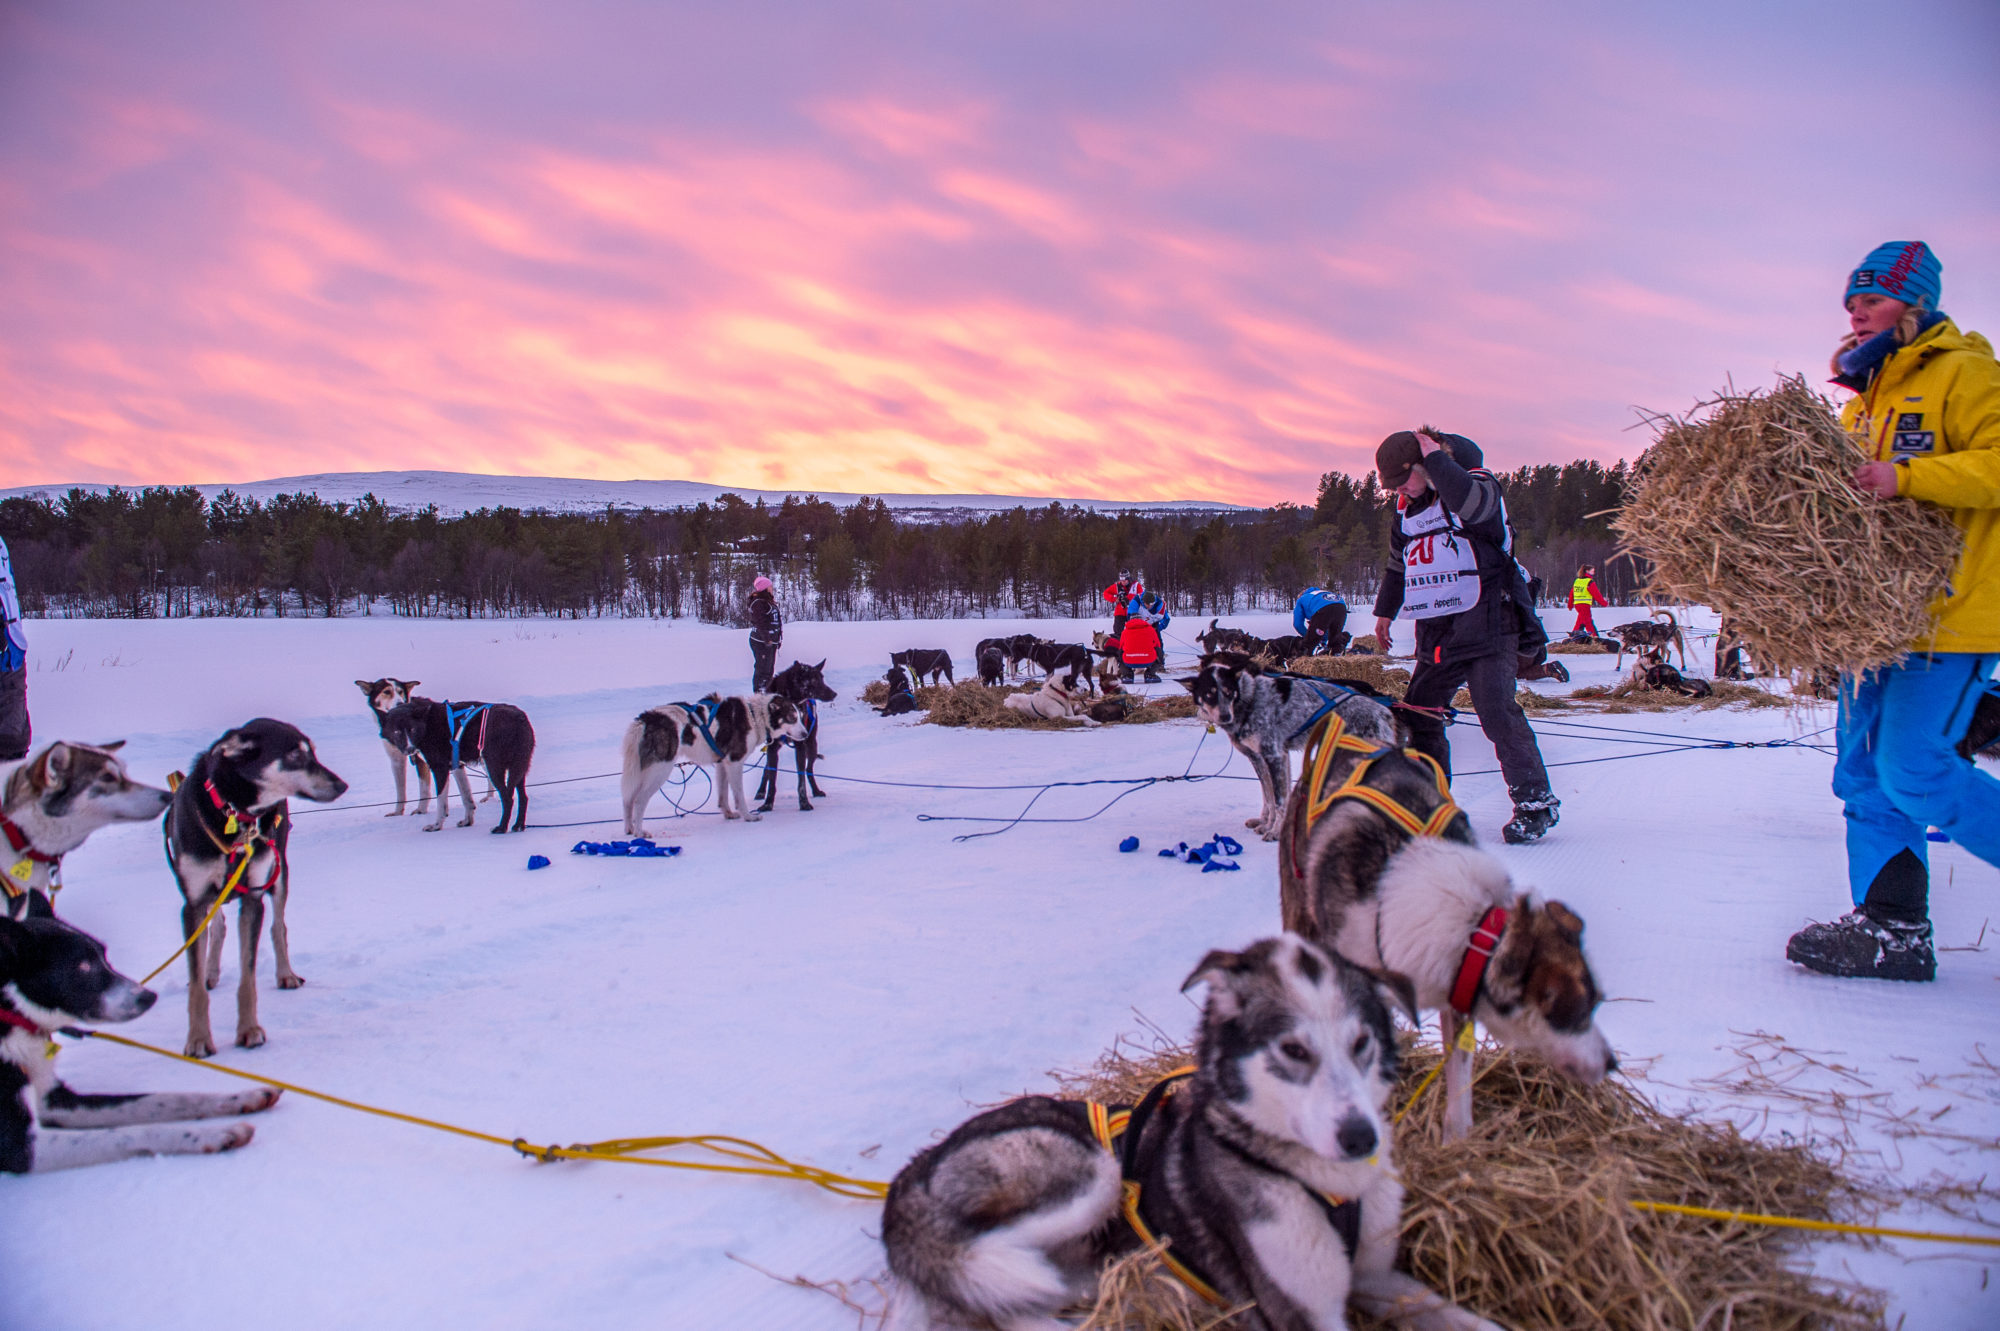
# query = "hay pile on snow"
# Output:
<box><xmin>1574</xmin><ymin>678</ymin><xmax>1791</xmax><ymax>713</ymax></box>
<box><xmin>1052</xmin><ymin>1038</ymin><xmax>1885</xmax><ymax>1331</ymax></box>
<box><xmin>860</xmin><ymin>680</ymin><xmax>1197</xmax><ymax>730</ymax></box>
<box><xmin>1548</xmin><ymin>637</ymin><xmax>1617</xmax><ymax>655</ymax></box>
<box><xmin>1615</xmin><ymin>375</ymin><xmax>1961</xmax><ymax>678</ymax></box>
<box><xmin>1278</xmin><ymin>654</ymin><xmax>1413</xmax><ymax>698</ymax></box>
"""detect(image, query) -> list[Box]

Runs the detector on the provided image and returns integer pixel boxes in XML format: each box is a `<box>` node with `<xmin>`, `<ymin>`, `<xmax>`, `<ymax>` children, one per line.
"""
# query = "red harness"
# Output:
<box><xmin>1448</xmin><ymin>906</ymin><xmax>1509</xmax><ymax>1016</ymax></box>
<box><xmin>1</xmin><ymin>813</ymin><xmax>61</xmax><ymax>865</ymax></box>
<box><xmin>200</xmin><ymin>781</ymin><xmax>285</xmax><ymax>895</ymax></box>
<box><xmin>0</xmin><ymin>1007</ymin><xmax>45</xmax><ymax>1037</ymax></box>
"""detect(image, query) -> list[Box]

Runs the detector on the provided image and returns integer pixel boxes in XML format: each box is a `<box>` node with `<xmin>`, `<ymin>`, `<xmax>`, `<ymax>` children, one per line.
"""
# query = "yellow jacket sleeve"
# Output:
<box><xmin>1898</xmin><ymin>351</ymin><xmax>2000</xmax><ymax>508</ymax></box>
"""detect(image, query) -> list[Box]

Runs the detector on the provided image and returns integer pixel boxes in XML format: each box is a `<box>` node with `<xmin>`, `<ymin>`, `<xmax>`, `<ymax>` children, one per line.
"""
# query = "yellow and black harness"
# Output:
<box><xmin>1288</xmin><ymin>713</ymin><xmax>1463</xmax><ymax>880</ymax></box>
<box><xmin>1085</xmin><ymin>1067</ymin><xmax>1360</xmax><ymax>1308</ymax></box>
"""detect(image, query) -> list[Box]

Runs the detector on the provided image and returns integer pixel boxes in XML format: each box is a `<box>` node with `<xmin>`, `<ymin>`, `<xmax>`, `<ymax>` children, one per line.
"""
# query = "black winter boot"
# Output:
<box><xmin>1502</xmin><ymin>785</ymin><xmax>1560</xmax><ymax>845</ymax></box>
<box><xmin>1786</xmin><ymin>910</ymin><xmax>1935</xmax><ymax>982</ymax></box>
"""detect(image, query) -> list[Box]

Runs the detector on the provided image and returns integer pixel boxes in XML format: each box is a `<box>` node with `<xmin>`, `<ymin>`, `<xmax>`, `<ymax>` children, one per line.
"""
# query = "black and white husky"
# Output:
<box><xmin>621</xmin><ymin>694</ymin><xmax>807</xmax><ymax>834</ymax></box>
<box><xmin>883</xmin><ymin>934</ymin><xmax>1500</xmax><ymax>1331</ymax></box>
<box><xmin>355</xmin><ymin>678</ymin><xmax>433</xmax><ymax>817</ymax></box>
<box><xmin>164</xmin><ymin>720</ymin><xmax>348</xmax><ymax>1059</ymax></box>
<box><xmin>2</xmin><ymin>902</ymin><xmax>280</xmax><ymax>1172</ymax></box>
<box><xmin>381</xmin><ymin>699</ymin><xmax>536</xmax><ymax>833</ymax></box>
<box><xmin>1181</xmin><ymin>652</ymin><xmax>1400</xmax><ymax>841</ymax></box>
<box><xmin>3</xmin><ymin>741</ymin><xmax>171</xmax><ymax>920</ymax></box>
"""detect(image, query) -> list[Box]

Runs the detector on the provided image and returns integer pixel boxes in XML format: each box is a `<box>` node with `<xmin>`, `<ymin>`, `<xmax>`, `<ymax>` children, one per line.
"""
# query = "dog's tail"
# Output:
<box><xmin>1650</xmin><ymin>609</ymin><xmax>1678</xmax><ymax>627</ymax></box>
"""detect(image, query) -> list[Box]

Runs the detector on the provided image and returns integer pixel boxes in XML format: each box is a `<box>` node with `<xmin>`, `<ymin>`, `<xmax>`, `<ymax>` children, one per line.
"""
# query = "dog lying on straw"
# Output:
<box><xmin>1001</xmin><ymin>672</ymin><xmax>1099</xmax><ymax>726</ymax></box>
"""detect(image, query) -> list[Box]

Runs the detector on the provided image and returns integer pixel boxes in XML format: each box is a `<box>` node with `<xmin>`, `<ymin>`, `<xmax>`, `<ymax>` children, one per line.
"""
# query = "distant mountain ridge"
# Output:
<box><xmin>0</xmin><ymin>470</ymin><xmax>1246</xmax><ymax>520</ymax></box>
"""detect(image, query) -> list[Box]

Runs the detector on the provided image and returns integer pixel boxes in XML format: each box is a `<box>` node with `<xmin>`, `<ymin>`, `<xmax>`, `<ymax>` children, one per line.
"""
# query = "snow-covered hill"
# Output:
<box><xmin>0</xmin><ymin>470</ymin><xmax>1248</xmax><ymax>520</ymax></box>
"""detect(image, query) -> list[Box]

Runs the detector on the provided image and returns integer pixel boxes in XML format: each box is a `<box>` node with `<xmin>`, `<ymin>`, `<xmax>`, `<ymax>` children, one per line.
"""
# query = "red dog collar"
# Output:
<box><xmin>0</xmin><ymin>1007</ymin><xmax>45</xmax><ymax>1037</ymax></box>
<box><xmin>1</xmin><ymin>813</ymin><xmax>61</xmax><ymax>865</ymax></box>
<box><xmin>1448</xmin><ymin>906</ymin><xmax>1509</xmax><ymax>1016</ymax></box>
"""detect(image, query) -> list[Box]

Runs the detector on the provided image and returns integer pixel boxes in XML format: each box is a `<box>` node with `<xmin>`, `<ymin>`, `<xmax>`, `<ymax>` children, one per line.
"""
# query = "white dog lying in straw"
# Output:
<box><xmin>1001</xmin><ymin>672</ymin><xmax>1099</xmax><ymax>726</ymax></box>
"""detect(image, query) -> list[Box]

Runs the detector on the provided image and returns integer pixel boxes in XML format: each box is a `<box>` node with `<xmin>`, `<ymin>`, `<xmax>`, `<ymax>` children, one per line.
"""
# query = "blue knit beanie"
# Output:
<box><xmin>1846</xmin><ymin>241</ymin><xmax>1940</xmax><ymax>310</ymax></box>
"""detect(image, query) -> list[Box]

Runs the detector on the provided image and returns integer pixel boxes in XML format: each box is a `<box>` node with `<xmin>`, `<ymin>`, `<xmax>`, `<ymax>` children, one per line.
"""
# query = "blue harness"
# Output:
<box><xmin>442</xmin><ymin>702</ymin><xmax>491</xmax><ymax>771</ymax></box>
<box><xmin>673</xmin><ymin>698</ymin><xmax>723</xmax><ymax>755</ymax></box>
<box><xmin>1281</xmin><ymin>678</ymin><xmax>1366</xmax><ymax>742</ymax></box>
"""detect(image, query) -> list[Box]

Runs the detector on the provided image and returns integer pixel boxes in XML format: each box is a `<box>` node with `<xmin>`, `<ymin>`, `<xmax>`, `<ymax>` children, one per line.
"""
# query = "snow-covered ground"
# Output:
<box><xmin>3</xmin><ymin>609</ymin><xmax>1994</xmax><ymax>1330</ymax></box>
<box><xmin>0</xmin><ymin>469</ymin><xmax>1244</xmax><ymax>519</ymax></box>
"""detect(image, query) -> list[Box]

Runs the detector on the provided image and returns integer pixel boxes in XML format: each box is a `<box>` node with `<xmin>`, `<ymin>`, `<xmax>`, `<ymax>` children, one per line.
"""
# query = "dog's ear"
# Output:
<box><xmin>214</xmin><ymin>729</ymin><xmax>257</xmax><ymax>760</ymax></box>
<box><xmin>94</xmin><ymin>740</ymin><xmax>127</xmax><ymax>753</ymax></box>
<box><xmin>1181</xmin><ymin>948</ymin><xmax>1243</xmax><ymax>994</ymax></box>
<box><xmin>1365</xmin><ymin>967</ymin><xmax>1421</xmax><ymax>1027</ymax></box>
<box><xmin>355</xmin><ymin>680</ymin><xmax>375</xmax><ymax>694</ymax></box>
<box><xmin>814</xmin><ymin>660</ymin><xmax>826</xmax><ymax>671</ymax></box>
<box><xmin>404</xmin><ymin>680</ymin><xmax>419</xmax><ymax>691</ymax></box>
<box><xmin>1542</xmin><ymin>899</ymin><xmax>1585</xmax><ymax>940</ymax></box>
<box><xmin>22</xmin><ymin>889</ymin><xmax>56</xmax><ymax>921</ymax></box>
<box><xmin>27</xmin><ymin>743</ymin><xmax>66</xmax><ymax>791</ymax></box>
<box><xmin>1177</xmin><ymin>676</ymin><xmax>1200</xmax><ymax>695</ymax></box>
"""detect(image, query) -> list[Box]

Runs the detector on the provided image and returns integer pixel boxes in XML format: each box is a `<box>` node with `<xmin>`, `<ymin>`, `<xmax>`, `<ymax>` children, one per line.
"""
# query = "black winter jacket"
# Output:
<box><xmin>748</xmin><ymin>590</ymin><xmax>782</xmax><ymax>646</ymax></box>
<box><xmin>1371</xmin><ymin>449</ymin><xmax>1537</xmax><ymax>667</ymax></box>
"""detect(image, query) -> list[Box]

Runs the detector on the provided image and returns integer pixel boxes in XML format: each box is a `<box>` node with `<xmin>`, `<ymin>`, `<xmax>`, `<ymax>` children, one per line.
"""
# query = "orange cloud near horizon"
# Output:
<box><xmin>3</xmin><ymin>4</ymin><xmax>1992</xmax><ymax>506</ymax></box>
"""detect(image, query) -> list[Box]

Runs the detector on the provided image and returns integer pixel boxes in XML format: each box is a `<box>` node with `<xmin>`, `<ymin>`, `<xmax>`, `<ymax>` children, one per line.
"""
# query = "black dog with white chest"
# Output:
<box><xmin>381</xmin><ymin>699</ymin><xmax>536</xmax><ymax>833</ymax></box>
<box><xmin>165</xmin><ymin>719</ymin><xmax>347</xmax><ymax>1059</ymax></box>
<box><xmin>3</xmin><ymin>900</ymin><xmax>280</xmax><ymax>1172</ymax></box>
<box><xmin>757</xmin><ymin>659</ymin><xmax>837</xmax><ymax>813</ymax></box>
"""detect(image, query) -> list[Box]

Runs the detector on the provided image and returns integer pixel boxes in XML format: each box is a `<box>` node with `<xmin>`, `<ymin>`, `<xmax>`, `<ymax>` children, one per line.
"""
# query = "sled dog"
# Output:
<box><xmin>756</xmin><ymin>660</ymin><xmax>837</xmax><ymax>813</ymax></box>
<box><xmin>1181</xmin><ymin>652</ymin><xmax>1399</xmax><ymax>840</ymax></box>
<box><xmin>3</xmin><ymin>741</ymin><xmax>170</xmax><ymax>921</ymax></box>
<box><xmin>354</xmin><ymin>678</ymin><xmax>433</xmax><ymax>816</ymax></box>
<box><xmin>2</xmin><ymin>902</ymin><xmax>280</xmax><ymax>1172</ymax></box>
<box><xmin>621</xmin><ymin>694</ymin><xmax>806</xmax><ymax>834</ymax></box>
<box><xmin>165</xmin><ymin>720</ymin><xmax>348</xmax><ymax>1058</ymax></box>
<box><xmin>382</xmin><ymin>699</ymin><xmax>536</xmax><ymax>833</ymax></box>
<box><xmin>881</xmin><ymin>934</ymin><xmax>1501</xmax><ymax>1331</ymax></box>
<box><xmin>1610</xmin><ymin>610</ymin><xmax>1687</xmax><ymax>670</ymax></box>
<box><xmin>1001</xmin><ymin>672</ymin><xmax>1098</xmax><ymax>725</ymax></box>
<box><xmin>892</xmin><ymin>649</ymin><xmax>954</xmax><ymax>687</ymax></box>
<box><xmin>876</xmin><ymin>666</ymin><xmax>920</xmax><ymax>717</ymax></box>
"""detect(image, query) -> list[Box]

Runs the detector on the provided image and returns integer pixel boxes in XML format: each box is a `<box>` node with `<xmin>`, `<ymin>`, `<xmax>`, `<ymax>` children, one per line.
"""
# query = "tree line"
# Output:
<box><xmin>0</xmin><ymin>459</ymin><xmax>1637</xmax><ymax>625</ymax></box>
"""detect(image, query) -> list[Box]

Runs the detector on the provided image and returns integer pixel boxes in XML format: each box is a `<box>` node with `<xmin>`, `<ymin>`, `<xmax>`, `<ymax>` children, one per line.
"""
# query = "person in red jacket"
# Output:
<box><xmin>1568</xmin><ymin>565</ymin><xmax>1603</xmax><ymax>636</ymax></box>
<box><xmin>1102</xmin><ymin>570</ymin><xmax>1143</xmax><ymax>637</ymax></box>
<box><xmin>1119</xmin><ymin>600</ymin><xmax>1163</xmax><ymax>683</ymax></box>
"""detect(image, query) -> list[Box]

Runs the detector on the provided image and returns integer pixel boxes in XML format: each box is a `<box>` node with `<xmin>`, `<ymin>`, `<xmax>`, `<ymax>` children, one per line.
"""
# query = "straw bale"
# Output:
<box><xmin>917</xmin><ymin>682</ymin><xmax>1196</xmax><ymax>730</ymax></box>
<box><xmin>1054</xmin><ymin>1038</ymin><xmax>1885</xmax><ymax>1331</ymax></box>
<box><xmin>1277</xmin><ymin>654</ymin><xmax>1412</xmax><ymax>699</ymax></box>
<box><xmin>1615</xmin><ymin>376</ymin><xmax>1961</xmax><ymax>678</ymax></box>
<box><xmin>1351</xmin><ymin>635</ymin><xmax>1383</xmax><ymax>654</ymax></box>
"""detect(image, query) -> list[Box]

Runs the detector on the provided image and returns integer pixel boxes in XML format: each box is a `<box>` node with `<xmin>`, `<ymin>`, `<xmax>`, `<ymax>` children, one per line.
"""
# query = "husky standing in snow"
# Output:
<box><xmin>881</xmin><ymin>934</ymin><xmax>1500</xmax><ymax>1331</ymax></box>
<box><xmin>621</xmin><ymin>694</ymin><xmax>806</xmax><ymax>834</ymax></box>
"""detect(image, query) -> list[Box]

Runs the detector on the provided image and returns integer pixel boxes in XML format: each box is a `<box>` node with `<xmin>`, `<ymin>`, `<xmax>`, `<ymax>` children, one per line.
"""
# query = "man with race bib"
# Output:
<box><xmin>1371</xmin><ymin>427</ymin><xmax>1559</xmax><ymax>844</ymax></box>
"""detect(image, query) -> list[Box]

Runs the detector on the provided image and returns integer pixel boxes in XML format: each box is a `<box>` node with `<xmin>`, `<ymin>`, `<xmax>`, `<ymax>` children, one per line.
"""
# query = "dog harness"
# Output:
<box><xmin>1448</xmin><ymin>906</ymin><xmax>1510</xmax><ymax>1017</ymax></box>
<box><xmin>772</xmin><ymin>697</ymin><xmax>817</xmax><ymax>749</ymax></box>
<box><xmin>669</xmin><ymin>699</ymin><xmax>724</xmax><ymax>756</ymax></box>
<box><xmin>1</xmin><ymin>812</ymin><xmax>61</xmax><ymax>899</ymax></box>
<box><xmin>164</xmin><ymin>773</ymin><xmax>286</xmax><ymax>897</ymax></box>
<box><xmin>442</xmin><ymin>702</ymin><xmax>492</xmax><ymax>772</ymax></box>
<box><xmin>1087</xmin><ymin>1067</ymin><xmax>1360</xmax><ymax>1307</ymax></box>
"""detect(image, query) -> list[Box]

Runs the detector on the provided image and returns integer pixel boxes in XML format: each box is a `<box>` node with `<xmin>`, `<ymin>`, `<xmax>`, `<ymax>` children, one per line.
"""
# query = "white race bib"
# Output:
<box><xmin>1397</xmin><ymin>502</ymin><xmax>1482</xmax><ymax>621</ymax></box>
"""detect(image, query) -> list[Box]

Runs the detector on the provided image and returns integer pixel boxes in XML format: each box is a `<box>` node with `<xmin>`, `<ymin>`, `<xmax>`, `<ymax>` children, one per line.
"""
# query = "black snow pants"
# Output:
<box><xmin>750</xmin><ymin>638</ymin><xmax>779</xmax><ymax>694</ymax></box>
<box><xmin>0</xmin><ymin>668</ymin><xmax>28</xmax><ymax>762</ymax></box>
<box><xmin>1306</xmin><ymin>603</ymin><xmax>1348</xmax><ymax>653</ymax></box>
<box><xmin>1401</xmin><ymin>647</ymin><xmax>1549</xmax><ymax>796</ymax></box>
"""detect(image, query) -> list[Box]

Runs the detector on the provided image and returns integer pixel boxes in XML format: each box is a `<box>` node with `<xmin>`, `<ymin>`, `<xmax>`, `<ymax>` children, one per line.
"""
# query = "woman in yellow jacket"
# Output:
<box><xmin>1787</xmin><ymin>242</ymin><xmax>2000</xmax><ymax>982</ymax></box>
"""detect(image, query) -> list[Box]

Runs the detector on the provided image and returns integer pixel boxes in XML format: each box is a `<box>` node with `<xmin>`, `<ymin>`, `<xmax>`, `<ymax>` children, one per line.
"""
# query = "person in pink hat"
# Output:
<box><xmin>748</xmin><ymin>575</ymin><xmax>782</xmax><ymax>692</ymax></box>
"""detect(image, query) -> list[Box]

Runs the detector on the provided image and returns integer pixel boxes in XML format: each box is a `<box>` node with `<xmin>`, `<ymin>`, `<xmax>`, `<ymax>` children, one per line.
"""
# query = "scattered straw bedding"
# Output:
<box><xmin>1050</xmin><ymin>1040</ymin><xmax>1885</xmax><ymax>1331</ymax></box>
<box><xmin>1615</xmin><ymin>376</ymin><xmax>1961</xmax><ymax>680</ymax></box>
<box><xmin>1547</xmin><ymin>637</ymin><xmax>1617</xmax><ymax>655</ymax></box>
<box><xmin>1276</xmin><ymin>654</ymin><xmax>1413</xmax><ymax>699</ymax></box>
<box><xmin>1570</xmin><ymin>678</ymin><xmax>1792</xmax><ymax>713</ymax></box>
<box><xmin>859</xmin><ymin>678</ymin><xmax>1197</xmax><ymax>729</ymax></box>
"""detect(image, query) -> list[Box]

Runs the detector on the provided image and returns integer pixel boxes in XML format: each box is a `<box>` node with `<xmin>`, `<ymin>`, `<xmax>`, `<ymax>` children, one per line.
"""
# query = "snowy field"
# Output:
<box><xmin>4</xmin><ymin>609</ymin><xmax>1995</xmax><ymax>1330</ymax></box>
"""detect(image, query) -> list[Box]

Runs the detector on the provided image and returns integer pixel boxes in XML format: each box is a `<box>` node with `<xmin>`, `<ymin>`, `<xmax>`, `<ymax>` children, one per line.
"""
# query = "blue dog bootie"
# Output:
<box><xmin>526</xmin><ymin>854</ymin><xmax>551</xmax><ymax>871</ymax></box>
<box><xmin>1119</xmin><ymin>836</ymin><xmax>1140</xmax><ymax>853</ymax></box>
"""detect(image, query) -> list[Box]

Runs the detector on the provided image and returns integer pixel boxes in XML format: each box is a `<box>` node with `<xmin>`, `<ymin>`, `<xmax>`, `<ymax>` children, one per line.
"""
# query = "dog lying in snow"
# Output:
<box><xmin>1001</xmin><ymin>672</ymin><xmax>1099</xmax><ymax>725</ymax></box>
<box><xmin>881</xmin><ymin>934</ymin><xmax>1501</xmax><ymax>1331</ymax></box>
<box><xmin>621</xmin><ymin>694</ymin><xmax>807</xmax><ymax>834</ymax></box>
<box><xmin>1627</xmin><ymin>649</ymin><xmax>1713</xmax><ymax>699</ymax></box>
<box><xmin>2</xmin><ymin>902</ymin><xmax>280</xmax><ymax>1172</ymax></box>
<box><xmin>164</xmin><ymin>720</ymin><xmax>348</xmax><ymax>1058</ymax></box>
<box><xmin>3</xmin><ymin>741</ymin><xmax>170</xmax><ymax>921</ymax></box>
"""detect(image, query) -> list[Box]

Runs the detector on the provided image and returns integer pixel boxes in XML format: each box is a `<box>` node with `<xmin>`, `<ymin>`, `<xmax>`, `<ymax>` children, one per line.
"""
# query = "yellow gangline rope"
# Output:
<box><xmin>140</xmin><ymin>851</ymin><xmax>255</xmax><ymax>985</ymax></box>
<box><xmin>73</xmin><ymin>1030</ymin><xmax>887</xmax><ymax>1200</ymax></box>
<box><xmin>72</xmin><ymin>1031</ymin><xmax>1997</xmax><ymax>1240</ymax></box>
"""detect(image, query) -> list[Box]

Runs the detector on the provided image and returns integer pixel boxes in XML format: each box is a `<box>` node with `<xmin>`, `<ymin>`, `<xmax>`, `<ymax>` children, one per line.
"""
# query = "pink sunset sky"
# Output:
<box><xmin>2</xmin><ymin>1</ymin><xmax>1995</xmax><ymax>506</ymax></box>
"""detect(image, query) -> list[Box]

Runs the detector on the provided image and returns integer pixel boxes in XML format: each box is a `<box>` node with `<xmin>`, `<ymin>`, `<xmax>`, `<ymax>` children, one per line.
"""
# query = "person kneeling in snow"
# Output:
<box><xmin>1119</xmin><ymin>594</ymin><xmax>1166</xmax><ymax>683</ymax></box>
<box><xmin>1292</xmin><ymin>586</ymin><xmax>1349</xmax><ymax>655</ymax></box>
<box><xmin>1787</xmin><ymin>241</ymin><xmax>2000</xmax><ymax>983</ymax></box>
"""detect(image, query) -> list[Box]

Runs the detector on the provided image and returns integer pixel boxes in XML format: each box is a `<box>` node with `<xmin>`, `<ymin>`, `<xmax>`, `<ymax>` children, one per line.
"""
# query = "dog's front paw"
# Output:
<box><xmin>238</xmin><ymin>1088</ymin><xmax>283</xmax><ymax>1114</ymax></box>
<box><xmin>489</xmin><ymin>825</ymin><xmax>508</xmax><ymax>835</ymax></box>
<box><xmin>204</xmin><ymin>972</ymin><xmax>221</xmax><ymax>991</ymax></box>
<box><xmin>1244</xmin><ymin>815</ymin><xmax>1262</xmax><ymax>830</ymax></box>
<box><xmin>185</xmin><ymin>1033</ymin><xmax>217</xmax><ymax>1059</ymax></box>
<box><xmin>236</xmin><ymin>1025</ymin><xmax>266</xmax><ymax>1049</ymax></box>
<box><xmin>384</xmin><ymin>808</ymin><xmax>405</xmax><ymax>818</ymax></box>
<box><xmin>742</xmin><ymin>811</ymin><xmax>762</xmax><ymax>822</ymax></box>
<box><xmin>457</xmin><ymin>816</ymin><xmax>475</xmax><ymax>828</ymax></box>
<box><xmin>423</xmin><ymin>821</ymin><xmax>443</xmax><ymax>832</ymax></box>
<box><xmin>277</xmin><ymin>974</ymin><xmax>305</xmax><ymax>990</ymax></box>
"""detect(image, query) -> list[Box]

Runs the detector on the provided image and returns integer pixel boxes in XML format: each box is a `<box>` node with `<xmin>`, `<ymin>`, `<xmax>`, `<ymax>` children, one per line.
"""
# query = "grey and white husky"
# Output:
<box><xmin>621</xmin><ymin>693</ymin><xmax>806</xmax><ymax>834</ymax></box>
<box><xmin>1180</xmin><ymin>652</ymin><xmax>1400</xmax><ymax>841</ymax></box>
<box><xmin>881</xmin><ymin>934</ymin><xmax>1501</xmax><ymax>1331</ymax></box>
<box><xmin>3</xmin><ymin>741</ymin><xmax>172</xmax><ymax>920</ymax></box>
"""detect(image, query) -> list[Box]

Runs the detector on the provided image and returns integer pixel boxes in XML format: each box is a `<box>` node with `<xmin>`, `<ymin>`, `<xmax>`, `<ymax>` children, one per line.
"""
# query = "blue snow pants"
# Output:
<box><xmin>1833</xmin><ymin>652</ymin><xmax>2000</xmax><ymax>905</ymax></box>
